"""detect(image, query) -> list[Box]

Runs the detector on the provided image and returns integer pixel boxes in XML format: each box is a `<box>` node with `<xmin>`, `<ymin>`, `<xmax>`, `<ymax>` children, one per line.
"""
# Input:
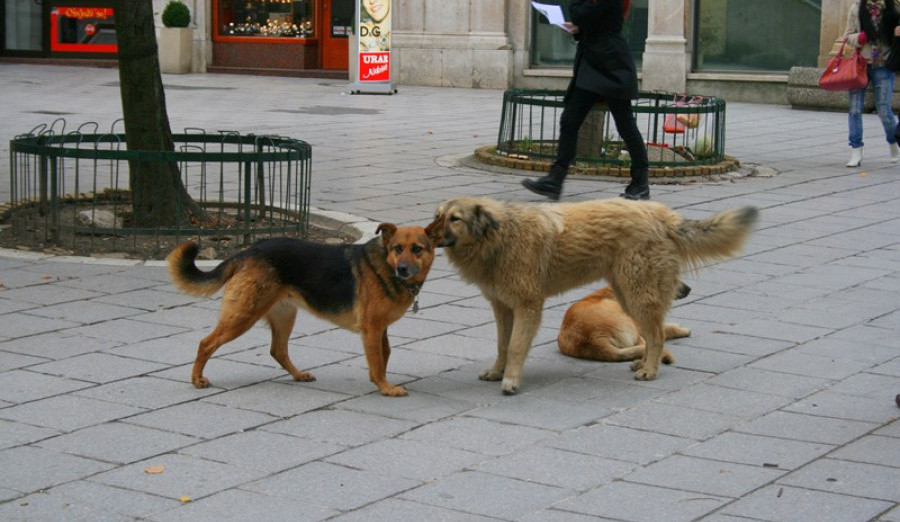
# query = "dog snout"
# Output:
<box><xmin>395</xmin><ymin>262</ymin><xmax>420</xmax><ymax>279</ymax></box>
<box><xmin>437</xmin><ymin>232</ymin><xmax>455</xmax><ymax>247</ymax></box>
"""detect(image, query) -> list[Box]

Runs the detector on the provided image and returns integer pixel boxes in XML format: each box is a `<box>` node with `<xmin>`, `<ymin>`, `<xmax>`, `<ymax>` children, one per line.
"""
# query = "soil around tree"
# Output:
<box><xmin>0</xmin><ymin>202</ymin><xmax>360</xmax><ymax>261</ymax></box>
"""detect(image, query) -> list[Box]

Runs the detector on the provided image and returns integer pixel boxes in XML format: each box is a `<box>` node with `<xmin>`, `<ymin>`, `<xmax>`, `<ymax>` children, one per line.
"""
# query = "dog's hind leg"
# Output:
<box><xmin>664</xmin><ymin>322</ymin><xmax>691</xmax><ymax>340</ymax></box>
<box><xmin>193</xmin><ymin>311</ymin><xmax>263</xmax><ymax>388</ymax></box>
<box><xmin>266</xmin><ymin>302</ymin><xmax>315</xmax><ymax>382</ymax></box>
<box><xmin>500</xmin><ymin>305</ymin><xmax>543</xmax><ymax>395</ymax></box>
<box><xmin>480</xmin><ymin>299</ymin><xmax>513</xmax><ymax>382</ymax></box>
<box><xmin>192</xmin><ymin>276</ymin><xmax>278</xmax><ymax>388</ymax></box>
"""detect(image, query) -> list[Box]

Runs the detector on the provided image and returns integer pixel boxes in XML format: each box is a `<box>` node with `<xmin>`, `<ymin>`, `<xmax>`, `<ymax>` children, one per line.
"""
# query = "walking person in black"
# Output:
<box><xmin>522</xmin><ymin>0</ymin><xmax>650</xmax><ymax>201</ymax></box>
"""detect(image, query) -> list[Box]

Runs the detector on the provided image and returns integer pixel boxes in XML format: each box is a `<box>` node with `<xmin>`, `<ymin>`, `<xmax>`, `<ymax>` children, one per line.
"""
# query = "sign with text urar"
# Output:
<box><xmin>351</xmin><ymin>0</ymin><xmax>396</xmax><ymax>94</ymax></box>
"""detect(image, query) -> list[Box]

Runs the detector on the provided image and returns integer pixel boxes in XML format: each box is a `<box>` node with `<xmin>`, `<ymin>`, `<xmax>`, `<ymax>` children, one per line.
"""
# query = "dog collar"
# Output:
<box><xmin>396</xmin><ymin>278</ymin><xmax>422</xmax><ymax>313</ymax></box>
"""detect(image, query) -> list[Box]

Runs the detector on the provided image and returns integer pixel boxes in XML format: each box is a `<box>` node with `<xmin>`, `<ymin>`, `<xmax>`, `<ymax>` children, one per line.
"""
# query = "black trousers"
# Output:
<box><xmin>553</xmin><ymin>86</ymin><xmax>649</xmax><ymax>183</ymax></box>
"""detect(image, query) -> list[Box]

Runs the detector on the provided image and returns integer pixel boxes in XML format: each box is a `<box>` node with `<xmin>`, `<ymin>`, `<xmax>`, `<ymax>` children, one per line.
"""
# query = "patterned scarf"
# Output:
<box><xmin>868</xmin><ymin>0</ymin><xmax>885</xmax><ymax>22</ymax></box>
<box><xmin>866</xmin><ymin>0</ymin><xmax>887</xmax><ymax>59</ymax></box>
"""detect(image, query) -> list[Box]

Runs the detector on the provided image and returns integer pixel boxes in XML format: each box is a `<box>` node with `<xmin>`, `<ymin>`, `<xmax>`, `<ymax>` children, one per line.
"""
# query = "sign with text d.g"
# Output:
<box><xmin>352</xmin><ymin>0</ymin><xmax>394</xmax><ymax>91</ymax></box>
<box><xmin>360</xmin><ymin>52</ymin><xmax>390</xmax><ymax>82</ymax></box>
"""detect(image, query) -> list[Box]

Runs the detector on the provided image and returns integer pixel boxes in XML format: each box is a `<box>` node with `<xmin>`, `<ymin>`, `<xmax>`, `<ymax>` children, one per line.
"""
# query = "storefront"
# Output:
<box><xmin>1</xmin><ymin>0</ymin><xmax>351</xmax><ymax>73</ymax></box>
<box><xmin>1</xmin><ymin>0</ymin><xmax>838</xmax><ymax>103</ymax></box>
<box><xmin>3</xmin><ymin>1</ymin><xmax>118</xmax><ymax>59</ymax></box>
<box><xmin>210</xmin><ymin>0</ymin><xmax>352</xmax><ymax>72</ymax></box>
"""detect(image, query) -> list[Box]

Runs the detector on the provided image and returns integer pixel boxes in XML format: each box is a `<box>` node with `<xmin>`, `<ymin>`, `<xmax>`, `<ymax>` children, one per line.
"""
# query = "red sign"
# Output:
<box><xmin>359</xmin><ymin>52</ymin><xmax>390</xmax><ymax>82</ymax></box>
<box><xmin>50</xmin><ymin>7</ymin><xmax>117</xmax><ymax>54</ymax></box>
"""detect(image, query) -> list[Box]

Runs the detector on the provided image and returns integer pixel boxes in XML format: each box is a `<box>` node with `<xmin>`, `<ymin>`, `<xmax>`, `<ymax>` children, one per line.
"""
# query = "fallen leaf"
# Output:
<box><xmin>144</xmin><ymin>466</ymin><xmax>165</xmax><ymax>474</ymax></box>
<box><xmin>860</xmin><ymin>172</ymin><xmax>867</xmax><ymax>177</ymax></box>
<box><xmin>180</xmin><ymin>496</ymin><xmax>191</xmax><ymax>503</ymax></box>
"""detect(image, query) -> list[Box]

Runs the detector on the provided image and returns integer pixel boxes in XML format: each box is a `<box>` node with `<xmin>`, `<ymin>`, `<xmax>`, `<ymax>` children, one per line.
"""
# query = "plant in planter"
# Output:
<box><xmin>162</xmin><ymin>1</ymin><xmax>191</xmax><ymax>28</ymax></box>
<box><xmin>159</xmin><ymin>1</ymin><xmax>193</xmax><ymax>73</ymax></box>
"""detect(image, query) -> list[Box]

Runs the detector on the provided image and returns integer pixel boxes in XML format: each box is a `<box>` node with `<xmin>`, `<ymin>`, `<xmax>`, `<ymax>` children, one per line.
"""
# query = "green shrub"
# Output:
<box><xmin>162</xmin><ymin>1</ymin><xmax>191</xmax><ymax>28</ymax></box>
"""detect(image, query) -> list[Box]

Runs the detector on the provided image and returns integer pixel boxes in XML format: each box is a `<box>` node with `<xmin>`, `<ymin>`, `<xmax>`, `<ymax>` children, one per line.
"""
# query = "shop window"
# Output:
<box><xmin>694</xmin><ymin>0</ymin><xmax>821</xmax><ymax>72</ymax></box>
<box><xmin>530</xmin><ymin>0</ymin><xmax>647</xmax><ymax>68</ymax></box>
<box><xmin>5</xmin><ymin>1</ymin><xmax>42</xmax><ymax>52</ymax></box>
<box><xmin>217</xmin><ymin>0</ymin><xmax>315</xmax><ymax>39</ymax></box>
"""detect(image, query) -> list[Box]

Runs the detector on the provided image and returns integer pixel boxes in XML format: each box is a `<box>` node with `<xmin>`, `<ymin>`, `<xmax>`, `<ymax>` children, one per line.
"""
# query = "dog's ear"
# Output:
<box><xmin>425</xmin><ymin>217</ymin><xmax>444</xmax><ymax>245</ymax></box>
<box><xmin>471</xmin><ymin>205</ymin><xmax>500</xmax><ymax>238</ymax></box>
<box><xmin>376</xmin><ymin>223</ymin><xmax>397</xmax><ymax>246</ymax></box>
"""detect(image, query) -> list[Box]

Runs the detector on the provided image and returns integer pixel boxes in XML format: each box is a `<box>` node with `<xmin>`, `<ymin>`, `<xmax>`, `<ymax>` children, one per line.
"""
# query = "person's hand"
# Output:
<box><xmin>895</xmin><ymin>25</ymin><xmax>900</xmax><ymax>36</ymax></box>
<box><xmin>562</xmin><ymin>22</ymin><xmax>579</xmax><ymax>34</ymax></box>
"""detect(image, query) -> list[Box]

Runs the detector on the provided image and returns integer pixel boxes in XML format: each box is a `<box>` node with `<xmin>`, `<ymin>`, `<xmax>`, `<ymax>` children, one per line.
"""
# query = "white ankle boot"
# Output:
<box><xmin>846</xmin><ymin>147</ymin><xmax>863</xmax><ymax>168</ymax></box>
<box><xmin>890</xmin><ymin>143</ymin><xmax>900</xmax><ymax>163</ymax></box>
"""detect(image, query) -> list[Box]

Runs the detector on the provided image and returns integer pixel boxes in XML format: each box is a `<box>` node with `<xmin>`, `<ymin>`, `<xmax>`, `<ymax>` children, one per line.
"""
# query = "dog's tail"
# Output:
<box><xmin>166</xmin><ymin>242</ymin><xmax>239</xmax><ymax>297</ymax></box>
<box><xmin>676</xmin><ymin>207</ymin><xmax>759</xmax><ymax>270</ymax></box>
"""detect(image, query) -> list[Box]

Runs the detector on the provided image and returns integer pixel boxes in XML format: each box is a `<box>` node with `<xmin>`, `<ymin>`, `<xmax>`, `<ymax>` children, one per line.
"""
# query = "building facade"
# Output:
<box><xmin>2</xmin><ymin>1</ymin><xmax>854</xmax><ymax>103</ymax></box>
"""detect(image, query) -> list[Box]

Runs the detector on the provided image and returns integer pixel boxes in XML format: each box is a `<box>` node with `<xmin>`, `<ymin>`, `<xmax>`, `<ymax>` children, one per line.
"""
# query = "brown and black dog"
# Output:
<box><xmin>166</xmin><ymin>222</ymin><xmax>441</xmax><ymax>396</ymax></box>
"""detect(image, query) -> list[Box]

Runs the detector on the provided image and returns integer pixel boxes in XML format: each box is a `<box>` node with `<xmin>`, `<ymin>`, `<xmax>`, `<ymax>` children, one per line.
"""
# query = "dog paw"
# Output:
<box><xmin>630</xmin><ymin>360</ymin><xmax>645</xmax><ymax>372</ymax></box>
<box><xmin>479</xmin><ymin>369</ymin><xmax>503</xmax><ymax>381</ymax></box>
<box><xmin>633</xmin><ymin>367</ymin><xmax>658</xmax><ymax>381</ymax></box>
<box><xmin>380</xmin><ymin>385</ymin><xmax>408</xmax><ymax>397</ymax></box>
<box><xmin>292</xmin><ymin>371</ymin><xmax>316</xmax><ymax>382</ymax></box>
<box><xmin>501</xmin><ymin>377</ymin><xmax>520</xmax><ymax>395</ymax></box>
<box><xmin>192</xmin><ymin>376</ymin><xmax>210</xmax><ymax>389</ymax></box>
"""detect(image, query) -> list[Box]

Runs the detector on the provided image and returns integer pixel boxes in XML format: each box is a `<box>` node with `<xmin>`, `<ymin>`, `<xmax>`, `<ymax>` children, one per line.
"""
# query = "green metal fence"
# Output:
<box><xmin>496</xmin><ymin>90</ymin><xmax>727</xmax><ymax>168</ymax></box>
<box><xmin>5</xmin><ymin>119</ymin><xmax>312</xmax><ymax>258</ymax></box>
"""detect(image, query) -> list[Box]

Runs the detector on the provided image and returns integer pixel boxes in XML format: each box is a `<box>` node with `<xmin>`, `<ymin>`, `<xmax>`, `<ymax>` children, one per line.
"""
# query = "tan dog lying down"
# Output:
<box><xmin>558</xmin><ymin>286</ymin><xmax>690</xmax><ymax>364</ymax></box>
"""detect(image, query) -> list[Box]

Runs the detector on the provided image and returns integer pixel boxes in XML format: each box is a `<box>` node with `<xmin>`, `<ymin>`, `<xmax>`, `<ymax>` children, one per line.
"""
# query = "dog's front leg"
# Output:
<box><xmin>362</xmin><ymin>328</ymin><xmax>407</xmax><ymax>397</ymax></box>
<box><xmin>631</xmin><ymin>321</ymin><xmax>665</xmax><ymax>381</ymax></box>
<box><xmin>480</xmin><ymin>299</ymin><xmax>513</xmax><ymax>382</ymax></box>
<box><xmin>500</xmin><ymin>305</ymin><xmax>543</xmax><ymax>395</ymax></box>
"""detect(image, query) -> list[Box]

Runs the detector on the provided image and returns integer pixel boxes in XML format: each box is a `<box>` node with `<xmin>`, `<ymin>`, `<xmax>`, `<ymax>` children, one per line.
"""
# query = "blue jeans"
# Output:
<box><xmin>848</xmin><ymin>65</ymin><xmax>897</xmax><ymax>149</ymax></box>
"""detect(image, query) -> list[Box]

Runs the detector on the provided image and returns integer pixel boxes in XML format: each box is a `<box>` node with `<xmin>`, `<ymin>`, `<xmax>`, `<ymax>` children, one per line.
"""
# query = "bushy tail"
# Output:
<box><xmin>676</xmin><ymin>207</ymin><xmax>759</xmax><ymax>270</ymax></box>
<box><xmin>166</xmin><ymin>242</ymin><xmax>237</xmax><ymax>297</ymax></box>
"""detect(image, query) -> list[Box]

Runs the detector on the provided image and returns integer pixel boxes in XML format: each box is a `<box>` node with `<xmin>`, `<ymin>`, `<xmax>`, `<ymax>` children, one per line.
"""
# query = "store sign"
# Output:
<box><xmin>50</xmin><ymin>7</ymin><xmax>117</xmax><ymax>54</ymax></box>
<box><xmin>360</xmin><ymin>52</ymin><xmax>390</xmax><ymax>81</ymax></box>
<box><xmin>358</xmin><ymin>0</ymin><xmax>391</xmax><ymax>83</ymax></box>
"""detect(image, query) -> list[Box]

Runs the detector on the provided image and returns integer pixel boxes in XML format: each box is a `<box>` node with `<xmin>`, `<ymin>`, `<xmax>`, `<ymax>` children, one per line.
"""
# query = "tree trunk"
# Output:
<box><xmin>113</xmin><ymin>0</ymin><xmax>203</xmax><ymax>227</ymax></box>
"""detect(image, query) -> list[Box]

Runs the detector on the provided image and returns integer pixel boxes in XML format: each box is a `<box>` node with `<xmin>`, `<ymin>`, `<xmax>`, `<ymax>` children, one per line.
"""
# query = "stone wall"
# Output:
<box><xmin>392</xmin><ymin>0</ymin><xmax>512</xmax><ymax>89</ymax></box>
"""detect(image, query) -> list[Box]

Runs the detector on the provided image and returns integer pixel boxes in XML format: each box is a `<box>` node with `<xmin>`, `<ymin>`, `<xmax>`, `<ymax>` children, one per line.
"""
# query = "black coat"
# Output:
<box><xmin>567</xmin><ymin>0</ymin><xmax>639</xmax><ymax>100</ymax></box>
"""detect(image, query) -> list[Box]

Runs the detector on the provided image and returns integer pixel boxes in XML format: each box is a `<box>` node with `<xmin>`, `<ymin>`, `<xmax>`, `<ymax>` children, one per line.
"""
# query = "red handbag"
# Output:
<box><xmin>819</xmin><ymin>39</ymin><xmax>868</xmax><ymax>92</ymax></box>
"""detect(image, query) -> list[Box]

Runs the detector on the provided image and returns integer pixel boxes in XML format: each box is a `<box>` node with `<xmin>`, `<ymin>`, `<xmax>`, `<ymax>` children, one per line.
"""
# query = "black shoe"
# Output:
<box><xmin>620</xmin><ymin>186</ymin><xmax>650</xmax><ymax>200</ymax></box>
<box><xmin>522</xmin><ymin>177</ymin><xmax>562</xmax><ymax>200</ymax></box>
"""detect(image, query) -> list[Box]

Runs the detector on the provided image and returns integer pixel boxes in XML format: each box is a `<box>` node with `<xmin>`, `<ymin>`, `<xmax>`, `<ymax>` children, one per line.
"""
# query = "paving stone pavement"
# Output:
<box><xmin>0</xmin><ymin>63</ymin><xmax>898</xmax><ymax>521</ymax></box>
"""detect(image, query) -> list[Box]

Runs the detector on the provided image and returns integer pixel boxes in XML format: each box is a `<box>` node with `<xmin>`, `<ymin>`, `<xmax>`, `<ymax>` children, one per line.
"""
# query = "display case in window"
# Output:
<box><xmin>216</xmin><ymin>0</ymin><xmax>315</xmax><ymax>40</ymax></box>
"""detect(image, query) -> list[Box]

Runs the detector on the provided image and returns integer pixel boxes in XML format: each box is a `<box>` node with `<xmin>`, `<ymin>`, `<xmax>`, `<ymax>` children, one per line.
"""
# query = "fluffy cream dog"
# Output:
<box><xmin>431</xmin><ymin>197</ymin><xmax>757</xmax><ymax>394</ymax></box>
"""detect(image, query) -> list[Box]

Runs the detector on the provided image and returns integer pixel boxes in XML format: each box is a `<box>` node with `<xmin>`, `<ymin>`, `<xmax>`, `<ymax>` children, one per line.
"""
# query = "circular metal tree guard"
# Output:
<box><xmin>486</xmin><ymin>90</ymin><xmax>738</xmax><ymax>178</ymax></box>
<box><xmin>4</xmin><ymin>119</ymin><xmax>312</xmax><ymax>257</ymax></box>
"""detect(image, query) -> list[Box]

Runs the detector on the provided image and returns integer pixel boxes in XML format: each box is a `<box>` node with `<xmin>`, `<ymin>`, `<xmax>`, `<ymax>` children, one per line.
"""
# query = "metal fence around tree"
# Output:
<box><xmin>4</xmin><ymin>119</ymin><xmax>312</xmax><ymax>258</ymax></box>
<box><xmin>495</xmin><ymin>90</ymin><xmax>729</xmax><ymax>176</ymax></box>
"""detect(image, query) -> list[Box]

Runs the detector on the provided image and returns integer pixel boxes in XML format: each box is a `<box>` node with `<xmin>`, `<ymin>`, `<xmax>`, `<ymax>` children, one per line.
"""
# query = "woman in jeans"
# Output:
<box><xmin>844</xmin><ymin>0</ymin><xmax>900</xmax><ymax>168</ymax></box>
<box><xmin>522</xmin><ymin>0</ymin><xmax>650</xmax><ymax>200</ymax></box>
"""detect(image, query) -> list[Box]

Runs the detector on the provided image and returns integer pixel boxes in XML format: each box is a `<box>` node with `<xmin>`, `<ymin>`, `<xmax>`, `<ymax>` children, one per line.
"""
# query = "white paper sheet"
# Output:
<box><xmin>531</xmin><ymin>2</ymin><xmax>573</xmax><ymax>33</ymax></box>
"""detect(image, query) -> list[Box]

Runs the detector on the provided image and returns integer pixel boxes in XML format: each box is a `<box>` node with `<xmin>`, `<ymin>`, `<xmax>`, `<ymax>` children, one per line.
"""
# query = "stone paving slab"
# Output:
<box><xmin>0</xmin><ymin>64</ymin><xmax>898</xmax><ymax>521</ymax></box>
